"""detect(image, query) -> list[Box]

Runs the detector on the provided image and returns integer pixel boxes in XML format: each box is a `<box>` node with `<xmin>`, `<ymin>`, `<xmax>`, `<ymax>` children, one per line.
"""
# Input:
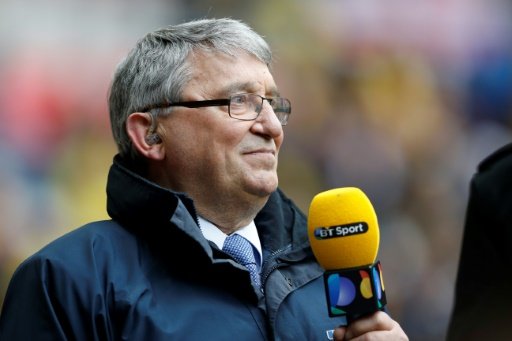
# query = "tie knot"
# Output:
<box><xmin>222</xmin><ymin>234</ymin><xmax>256</xmax><ymax>266</ymax></box>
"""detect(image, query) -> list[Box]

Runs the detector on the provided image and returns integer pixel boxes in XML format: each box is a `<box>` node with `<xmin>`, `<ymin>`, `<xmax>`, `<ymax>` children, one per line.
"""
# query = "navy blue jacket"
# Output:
<box><xmin>0</xmin><ymin>155</ymin><xmax>347</xmax><ymax>340</ymax></box>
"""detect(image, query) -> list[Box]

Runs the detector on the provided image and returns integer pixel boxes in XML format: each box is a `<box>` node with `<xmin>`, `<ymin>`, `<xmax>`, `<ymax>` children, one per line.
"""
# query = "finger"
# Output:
<box><xmin>333</xmin><ymin>326</ymin><xmax>346</xmax><ymax>341</ymax></box>
<box><xmin>346</xmin><ymin>328</ymin><xmax>408</xmax><ymax>341</ymax></box>
<box><xmin>344</xmin><ymin>312</ymin><xmax>394</xmax><ymax>339</ymax></box>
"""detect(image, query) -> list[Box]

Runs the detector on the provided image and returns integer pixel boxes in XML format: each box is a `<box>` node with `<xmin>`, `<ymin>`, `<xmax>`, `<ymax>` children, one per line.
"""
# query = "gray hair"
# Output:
<box><xmin>108</xmin><ymin>18</ymin><xmax>273</xmax><ymax>160</ymax></box>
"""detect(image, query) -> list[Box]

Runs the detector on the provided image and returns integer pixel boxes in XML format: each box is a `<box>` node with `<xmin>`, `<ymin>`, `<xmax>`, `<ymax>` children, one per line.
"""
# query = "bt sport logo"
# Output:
<box><xmin>314</xmin><ymin>222</ymin><xmax>368</xmax><ymax>240</ymax></box>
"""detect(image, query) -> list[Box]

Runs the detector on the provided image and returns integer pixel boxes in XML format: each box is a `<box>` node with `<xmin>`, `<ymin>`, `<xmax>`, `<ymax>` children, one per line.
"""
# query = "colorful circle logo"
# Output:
<box><xmin>327</xmin><ymin>274</ymin><xmax>356</xmax><ymax>307</ymax></box>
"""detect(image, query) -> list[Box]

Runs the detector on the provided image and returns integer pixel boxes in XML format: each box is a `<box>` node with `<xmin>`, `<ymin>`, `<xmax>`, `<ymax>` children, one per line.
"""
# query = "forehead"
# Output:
<box><xmin>185</xmin><ymin>49</ymin><xmax>278</xmax><ymax>97</ymax></box>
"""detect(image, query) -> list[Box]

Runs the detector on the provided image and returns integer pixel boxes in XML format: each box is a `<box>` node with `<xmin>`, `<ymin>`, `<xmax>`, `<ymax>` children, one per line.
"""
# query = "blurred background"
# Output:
<box><xmin>1</xmin><ymin>0</ymin><xmax>511</xmax><ymax>339</ymax></box>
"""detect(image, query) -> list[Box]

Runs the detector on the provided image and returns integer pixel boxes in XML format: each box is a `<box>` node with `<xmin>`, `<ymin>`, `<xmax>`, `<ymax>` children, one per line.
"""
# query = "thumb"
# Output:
<box><xmin>333</xmin><ymin>326</ymin><xmax>347</xmax><ymax>340</ymax></box>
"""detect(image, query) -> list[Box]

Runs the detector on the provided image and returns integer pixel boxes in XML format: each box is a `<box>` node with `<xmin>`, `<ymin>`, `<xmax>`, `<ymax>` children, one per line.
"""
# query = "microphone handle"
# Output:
<box><xmin>323</xmin><ymin>261</ymin><xmax>387</xmax><ymax>322</ymax></box>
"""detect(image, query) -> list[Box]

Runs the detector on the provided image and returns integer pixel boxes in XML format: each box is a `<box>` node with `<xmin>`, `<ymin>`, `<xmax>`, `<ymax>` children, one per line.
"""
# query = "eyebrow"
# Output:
<box><xmin>220</xmin><ymin>81</ymin><xmax>281</xmax><ymax>97</ymax></box>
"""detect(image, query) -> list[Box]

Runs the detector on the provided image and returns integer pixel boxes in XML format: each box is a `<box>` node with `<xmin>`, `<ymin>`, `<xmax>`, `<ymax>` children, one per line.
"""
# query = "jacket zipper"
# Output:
<box><xmin>260</xmin><ymin>244</ymin><xmax>292</xmax><ymax>294</ymax></box>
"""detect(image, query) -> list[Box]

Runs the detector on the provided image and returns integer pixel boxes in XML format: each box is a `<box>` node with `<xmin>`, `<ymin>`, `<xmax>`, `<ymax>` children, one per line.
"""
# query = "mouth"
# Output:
<box><xmin>244</xmin><ymin>148</ymin><xmax>276</xmax><ymax>156</ymax></box>
<box><xmin>242</xmin><ymin>148</ymin><xmax>278</xmax><ymax>170</ymax></box>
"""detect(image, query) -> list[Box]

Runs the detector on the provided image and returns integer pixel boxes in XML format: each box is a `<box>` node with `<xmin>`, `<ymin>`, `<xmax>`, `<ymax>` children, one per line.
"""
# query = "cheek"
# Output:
<box><xmin>164</xmin><ymin>116</ymin><xmax>249</xmax><ymax>169</ymax></box>
<box><xmin>192</xmin><ymin>136</ymin><xmax>241</xmax><ymax>173</ymax></box>
<box><xmin>162</xmin><ymin>129</ymin><xmax>207</xmax><ymax>170</ymax></box>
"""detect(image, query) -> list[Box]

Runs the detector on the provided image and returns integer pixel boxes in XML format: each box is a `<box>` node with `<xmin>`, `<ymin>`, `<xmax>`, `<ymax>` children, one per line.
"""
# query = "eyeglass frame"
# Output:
<box><xmin>138</xmin><ymin>93</ymin><xmax>291</xmax><ymax>126</ymax></box>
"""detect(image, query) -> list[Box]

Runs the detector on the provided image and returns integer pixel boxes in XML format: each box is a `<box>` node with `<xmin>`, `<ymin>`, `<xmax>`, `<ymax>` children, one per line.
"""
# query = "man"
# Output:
<box><xmin>447</xmin><ymin>142</ymin><xmax>512</xmax><ymax>340</ymax></box>
<box><xmin>0</xmin><ymin>18</ymin><xmax>407</xmax><ymax>340</ymax></box>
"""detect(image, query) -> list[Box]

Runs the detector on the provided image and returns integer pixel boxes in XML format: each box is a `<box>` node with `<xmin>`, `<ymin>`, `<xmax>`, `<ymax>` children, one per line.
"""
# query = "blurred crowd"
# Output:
<box><xmin>1</xmin><ymin>0</ymin><xmax>511</xmax><ymax>339</ymax></box>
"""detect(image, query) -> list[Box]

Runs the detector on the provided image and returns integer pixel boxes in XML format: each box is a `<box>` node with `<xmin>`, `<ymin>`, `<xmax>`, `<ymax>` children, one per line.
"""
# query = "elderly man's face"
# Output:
<box><xmin>157</xmin><ymin>50</ymin><xmax>284</xmax><ymax>203</ymax></box>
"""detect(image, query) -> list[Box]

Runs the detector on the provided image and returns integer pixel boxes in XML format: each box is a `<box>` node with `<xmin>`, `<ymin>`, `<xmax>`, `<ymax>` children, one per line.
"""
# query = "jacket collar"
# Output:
<box><xmin>106</xmin><ymin>154</ymin><xmax>196</xmax><ymax>227</ymax></box>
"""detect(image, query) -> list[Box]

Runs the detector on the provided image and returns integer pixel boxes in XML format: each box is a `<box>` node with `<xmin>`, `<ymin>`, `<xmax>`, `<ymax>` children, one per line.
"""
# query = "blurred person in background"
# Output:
<box><xmin>0</xmin><ymin>18</ymin><xmax>407</xmax><ymax>340</ymax></box>
<box><xmin>447</xmin><ymin>142</ymin><xmax>512</xmax><ymax>340</ymax></box>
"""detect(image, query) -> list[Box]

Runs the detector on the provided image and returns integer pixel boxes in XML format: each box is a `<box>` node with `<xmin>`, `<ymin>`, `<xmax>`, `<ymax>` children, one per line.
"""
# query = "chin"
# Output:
<box><xmin>246</xmin><ymin>179</ymin><xmax>278</xmax><ymax>198</ymax></box>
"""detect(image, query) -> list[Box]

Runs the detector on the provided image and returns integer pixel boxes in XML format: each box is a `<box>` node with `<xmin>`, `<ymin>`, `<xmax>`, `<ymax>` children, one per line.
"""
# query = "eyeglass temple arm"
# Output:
<box><xmin>167</xmin><ymin>99</ymin><xmax>230</xmax><ymax>108</ymax></box>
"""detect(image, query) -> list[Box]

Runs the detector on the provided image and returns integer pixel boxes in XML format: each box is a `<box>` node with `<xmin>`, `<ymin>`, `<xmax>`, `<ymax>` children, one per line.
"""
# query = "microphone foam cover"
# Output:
<box><xmin>307</xmin><ymin>187</ymin><xmax>379</xmax><ymax>270</ymax></box>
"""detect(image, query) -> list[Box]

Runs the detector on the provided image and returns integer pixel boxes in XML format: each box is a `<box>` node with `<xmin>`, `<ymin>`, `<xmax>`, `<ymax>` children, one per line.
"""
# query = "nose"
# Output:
<box><xmin>252</xmin><ymin>100</ymin><xmax>284</xmax><ymax>138</ymax></box>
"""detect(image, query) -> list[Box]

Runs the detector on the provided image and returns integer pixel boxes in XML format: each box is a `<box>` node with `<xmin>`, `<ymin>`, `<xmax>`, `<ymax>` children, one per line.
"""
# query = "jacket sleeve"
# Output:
<box><xmin>0</xmin><ymin>253</ymin><xmax>112</xmax><ymax>341</ymax></box>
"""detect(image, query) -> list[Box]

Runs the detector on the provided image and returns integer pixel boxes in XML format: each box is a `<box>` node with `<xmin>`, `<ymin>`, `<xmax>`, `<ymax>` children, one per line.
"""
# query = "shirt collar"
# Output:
<box><xmin>198</xmin><ymin>216</ymin><xmax>262</xmax><ymax>267</ymax></box>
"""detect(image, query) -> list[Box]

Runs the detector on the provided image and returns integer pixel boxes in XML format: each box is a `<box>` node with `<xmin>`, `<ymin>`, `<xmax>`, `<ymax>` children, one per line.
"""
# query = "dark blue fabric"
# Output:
<box><xmin>0</xmin><ymin>222</ymin><xmax>267</xmax><ymax>340</ymax></box>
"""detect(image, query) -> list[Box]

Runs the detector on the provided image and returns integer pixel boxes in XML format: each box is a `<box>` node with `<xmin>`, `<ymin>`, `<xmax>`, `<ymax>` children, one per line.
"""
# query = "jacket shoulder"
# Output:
<box><xmin>478</xmin><ymin>142</ymin><xmax>512</xmax><ymax>173</ymax></box>
<box><xmin>21</xmin><ymin>220</ymin><xmax>135</xmax><ymax>274</ymax></box>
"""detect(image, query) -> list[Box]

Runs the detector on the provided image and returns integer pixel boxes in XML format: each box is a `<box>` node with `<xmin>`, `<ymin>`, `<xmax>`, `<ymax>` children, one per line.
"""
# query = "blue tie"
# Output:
<box><xmin>222</xmin><ymin>234</ymin><xmax>261</xmax><ymax>288</ymax></box>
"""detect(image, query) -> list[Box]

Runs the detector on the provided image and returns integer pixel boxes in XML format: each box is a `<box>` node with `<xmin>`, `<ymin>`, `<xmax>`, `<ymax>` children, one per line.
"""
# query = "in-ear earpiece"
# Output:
<box><xmin>145</xmin><ymin>134</ymin><xmax>162</xmax><ymax>145</ymax></box>
<box><xmin>144</xmin><ymin>112</ymin><xmax>162</xmax><ymax>145</ymax></box>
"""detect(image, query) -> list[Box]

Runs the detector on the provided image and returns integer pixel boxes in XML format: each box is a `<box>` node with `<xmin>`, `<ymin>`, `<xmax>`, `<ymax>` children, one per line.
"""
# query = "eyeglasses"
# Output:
<box><xmin>140</xmin><ymin>93</ymin><xmax>291</xmax><ymax>126</ymax></box>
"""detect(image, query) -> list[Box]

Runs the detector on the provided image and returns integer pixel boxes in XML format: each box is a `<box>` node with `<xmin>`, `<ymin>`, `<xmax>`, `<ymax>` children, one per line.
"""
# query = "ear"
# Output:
<box><xmin>126</xmin><ymin>112</ymin><xmax>165</xmax><ymax>161</ymax></box>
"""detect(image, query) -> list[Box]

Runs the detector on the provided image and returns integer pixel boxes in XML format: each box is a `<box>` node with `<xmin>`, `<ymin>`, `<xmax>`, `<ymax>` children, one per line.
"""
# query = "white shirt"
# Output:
<box><xmin>197</xmin><ymin>216</ymin><xmax>263</xmax><ymax>268</ymax></box>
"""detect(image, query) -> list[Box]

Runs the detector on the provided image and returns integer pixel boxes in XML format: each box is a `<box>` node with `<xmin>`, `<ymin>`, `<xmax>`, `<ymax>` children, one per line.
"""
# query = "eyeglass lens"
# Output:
<box><xmin>229</xmin><ymin>94</ymin><xmax>290</xmax><ymax>125</ymax></box>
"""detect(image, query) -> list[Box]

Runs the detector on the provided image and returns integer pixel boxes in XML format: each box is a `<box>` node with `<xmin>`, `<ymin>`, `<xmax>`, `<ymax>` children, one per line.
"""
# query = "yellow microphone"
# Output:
<box><xmin>308</xmin><ymin>187</ymin><xmax>386</xmax><ymax>321</ymax></box>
